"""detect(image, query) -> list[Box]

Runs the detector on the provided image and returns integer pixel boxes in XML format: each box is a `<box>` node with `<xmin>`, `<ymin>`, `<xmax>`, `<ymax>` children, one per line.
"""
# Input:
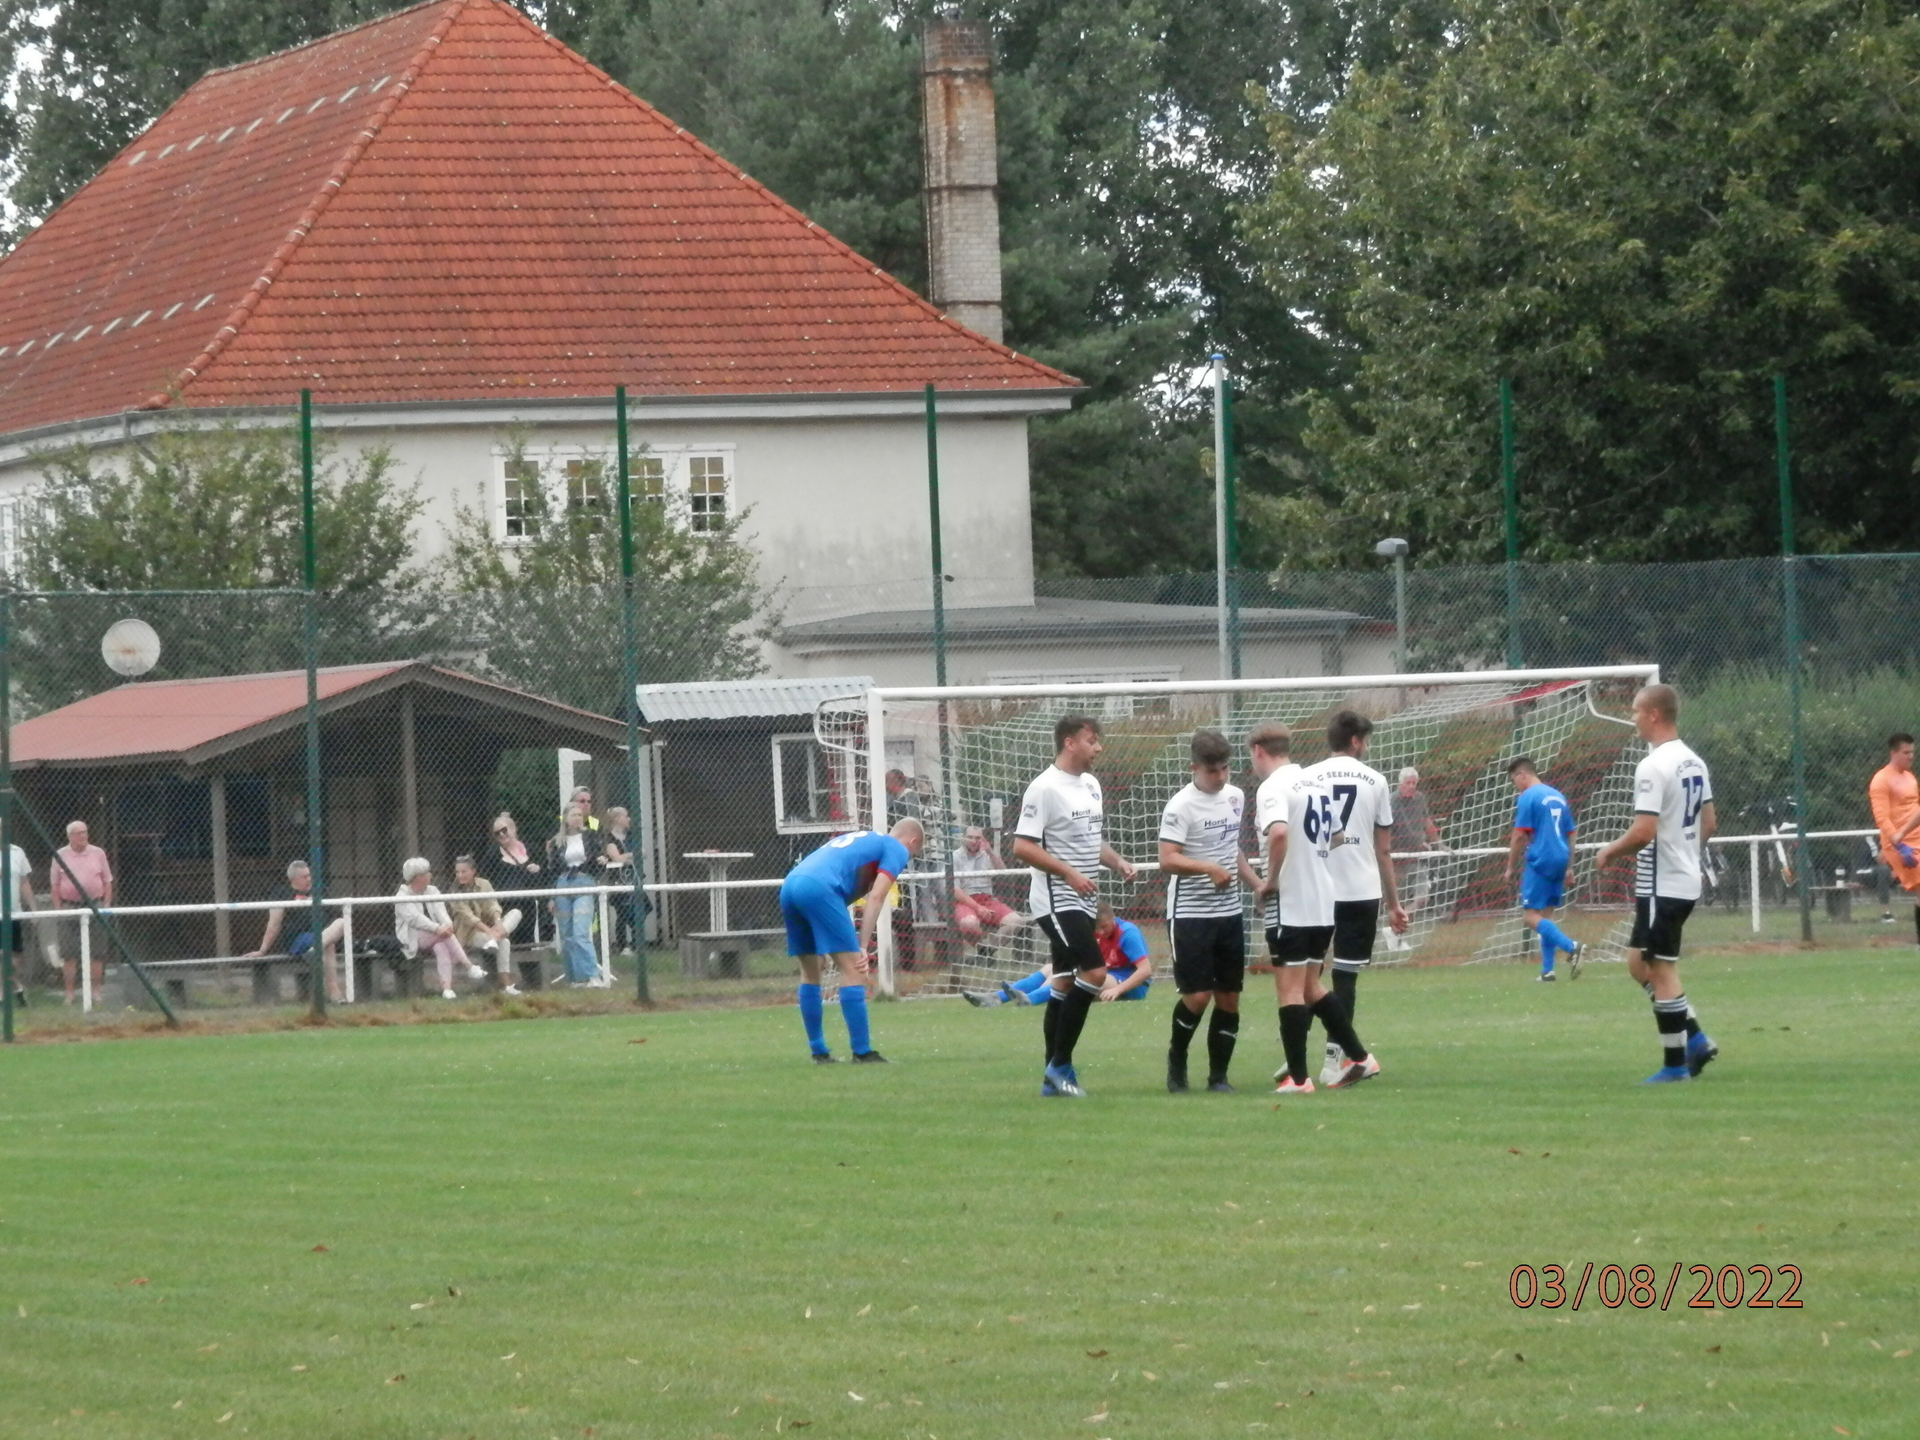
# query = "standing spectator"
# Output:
<box><xmin>951</xmin><ymin>826</ymin><xmax>1024</xmax><ymax>945</ymax></box>
<box><xmin>448</xmin><ymin>854</ymin><xmax>523</xmax><ymax>995</ymax></box>
<box><xmin>50</xmin><ymin>820</ymin><xmax>112</xmax><ymax>1006</ymax></box>
<box><xmin>1868</xmin><ymin>732</ymin><xmax>1920</xmax><ymax>947</ymax></box>
<box><xmin>564</xmin><ymin>786</ymin><xmax>603</xmax><ymax>834</ymax></box>
<box><xmin>244</xmin><ymin>859</ymin><xmax>348</xmax><ymax>1003</ymax></box>
<box><xmin>394</xmin><ymin>857</ymin><xmax>488</xmax><ymax>1000</ymax></box>
<box><xmin>884</xmin><ymin>769</ymin><xmax>922</xmax><ymax>823</ymax></box>
<box><xmin>482</xmin><ymin>812</ymin><xmax>543</xmax><ymax>950</ymax></box>
<box><xmin>601</xmin><ymin>806</ymin><xmax>641</xmax><ymax>954</ymax></box>
<box><xmin>547</xmin><ymin>806</ymin><xmax>604</xmax><ymax>986</ymax></box>
<box><xmin>1388</xmin><ymin>766</ymin><xmax>1443</xmax><ymax>935</ymax></box>
<box><xmin>2</xmin><ymin>837</ymin><xmax>36</xmax><ymax>1006</ymax></box>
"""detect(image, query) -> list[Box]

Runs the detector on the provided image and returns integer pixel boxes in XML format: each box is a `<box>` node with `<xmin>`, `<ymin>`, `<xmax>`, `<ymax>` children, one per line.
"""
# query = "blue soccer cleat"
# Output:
<box><xmin>1686</xmin><ymin>1033</ymin><xmax>1719</xmax><ymax>1077</ymax></box>
<box><xmin>1041</xmin><ymin>1063</ymin><xmax>1085</xmax><ymax>1097</ymax></box>
<box><xmin>1642</xmin><ymin>1065</ymin><xmax>1692</xmax><ymax>1084</ymax></box>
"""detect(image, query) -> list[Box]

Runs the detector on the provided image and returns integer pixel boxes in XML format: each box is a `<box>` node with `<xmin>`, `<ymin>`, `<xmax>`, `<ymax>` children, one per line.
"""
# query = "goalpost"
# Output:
<box><xmin>815</xmin><ymin>665</ymin><xmax>1659</xmax><ymax>997</ymax></box>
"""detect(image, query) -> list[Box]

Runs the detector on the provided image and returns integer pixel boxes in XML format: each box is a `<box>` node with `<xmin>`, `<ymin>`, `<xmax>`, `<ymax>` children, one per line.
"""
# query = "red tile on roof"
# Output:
<box><xmin>0</xmin><ymin>0</ymin><xmax>1073</xmax><ymax>436</ymax></box>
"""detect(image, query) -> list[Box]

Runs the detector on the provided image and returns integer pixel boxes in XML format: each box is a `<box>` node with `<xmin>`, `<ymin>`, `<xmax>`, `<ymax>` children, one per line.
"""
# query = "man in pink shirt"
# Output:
<box><xmin>50</xmin><ymin>820</ymin><xmax>112</xmax><ymax>1005</ymax></box>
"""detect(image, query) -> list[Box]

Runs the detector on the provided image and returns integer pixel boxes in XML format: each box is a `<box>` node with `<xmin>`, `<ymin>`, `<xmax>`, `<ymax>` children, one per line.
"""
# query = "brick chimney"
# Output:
<box><xmin>920</xmin><ymin>19</ymin><xmax>1003</xmax><ymax>344</ymax></box>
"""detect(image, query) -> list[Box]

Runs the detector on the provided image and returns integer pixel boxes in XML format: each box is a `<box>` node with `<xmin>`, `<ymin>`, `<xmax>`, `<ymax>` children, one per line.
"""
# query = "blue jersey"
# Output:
<box><xmin>789</xmin><ymin>830</ymin><xmax>911</xmax><ymax>903</ymax></box>
<box><xmin>1514</xmin><ymin>782</ymin><xmax>1575</xmax><ymax>872</ymax></box>
<box><xmin>1099</xmin><ymin>917</ymin><xmax>1151</xmax><ymax>978</ymax></box>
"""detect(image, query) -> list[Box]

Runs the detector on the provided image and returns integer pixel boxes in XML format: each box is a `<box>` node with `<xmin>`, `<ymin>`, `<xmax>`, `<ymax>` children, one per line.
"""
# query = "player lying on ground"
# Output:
<box><xmin>1249</xmin><ymin>721</ymin><xmax>1377</xmax><ymax>1095</ymax></box>
<box><xmin>1012</xmin><ymin>714</ymin><xmax>1137</xmax><ymax>1098</ymax></box>
<box><xmin>778</xmin><ymin>819</ymin><xmax>924</xmax><ymax>1064</ymax></box>
<box><xmin>968</xmin><ymin>902</ymin><xmax>1153</xmax><ymax>1007</ymax></box>
<box><xmin>1158</xmin><ymin>727</ymin><xmax>1264</xmax><ymax>1094</ymax></box>
<box><xmin>1596</xmin><ymin>682</ymin><xmax>1719</xmax><ymax>1084</ymax></box>
<box><xmin>1868</xmin><ymin>731</ymin><xmax>1920</xmax><ymax>947</ymax></box>
<box><xmin>1503</xmin><ymin>756</ymin><xmax>1585</xmax><ymax>981</ymax></box>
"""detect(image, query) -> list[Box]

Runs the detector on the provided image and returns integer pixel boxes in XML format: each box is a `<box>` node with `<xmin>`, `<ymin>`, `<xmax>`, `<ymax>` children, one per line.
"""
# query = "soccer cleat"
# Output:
<box><xmin>1536</xmin><ymin>971</ymin><xmax>1556</xmax><ymax>982</ymax></box>
<box><xmin>997</xmin><ymin>982</ymin><xmax>1017</xmax><ymax>1003</ymax></box>
<box><xmin>962</xmin><ymin>991</ymin><xmax>991</xmax><ymax>1007</ymax></box>
<box><xmin>1641</xmin><ymin>1065</ymin><xmax>1692</xmax><ymax>1084</ymax></box>
<box><xmin>1166</xmin><ymin>1057</ymin><xmax>1189</xmax><ymax>1093</ymax></box>
<box><xmin>810</xmin><ymin>1052</ymin><xmax>839</xmax><ymax>1065</ymax></box>
<box><xmin>1273</xmin><ymin>1076</ymin><xmax>1315</xmax><ymax>1096</ymax></box>
<box><xmin>1206</xmin><ymin>1079</ymin><xmax>1235</xmax><ymax>1094</ymax></box>
<box><xmin>1686</xmin><ymin>1033</ymin><xmax>1719</xmax><ymax>1078</ymax></box>
<box><xmin>1042</xmin><ymin>1063</ymin><xmax>1085</xmax><ymax>1097</ymax></box>
<box><xmin>1318</xmin><ymin>1059</ymin><xmax>1345</xmax><ymax>1088</ymax></box>
<box><xmin>1567</xmin><ymin>941</ymin><xmax>1584</xmax><ymax>979</ymax></box>
<box><xmin>1332</xmin><ymin>1053</ymin><xmax>1381</xmax><ymax>1087</ymax></box>
<box><xmin>851</xmin><ymin>1050</ymin><xmax>890</xmax><ymax>1064</ymax></box>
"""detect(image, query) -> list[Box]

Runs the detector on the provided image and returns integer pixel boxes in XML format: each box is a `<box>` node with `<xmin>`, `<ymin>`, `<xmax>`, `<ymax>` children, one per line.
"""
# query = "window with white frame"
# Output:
<box><xmin>0</xmin><ymin>492</ymin><xmax>39</xmax><ymax>579</ymax></box>
<box><xmin>492</xmin><ymin>446</ymin><xmax>732</xmax><ymax>544</ymax></box>
<box><xmin>772</xmin><ymin>733</ymin><xmax>850</xmax><ymax>833</ymax></box>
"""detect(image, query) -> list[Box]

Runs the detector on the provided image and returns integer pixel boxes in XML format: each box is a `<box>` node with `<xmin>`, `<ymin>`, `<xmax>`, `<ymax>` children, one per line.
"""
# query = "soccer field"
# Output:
<box><xmin>1</xmin><ymin>953</ymin><xmax>1913</xmax><ymax>1439</ymax></box>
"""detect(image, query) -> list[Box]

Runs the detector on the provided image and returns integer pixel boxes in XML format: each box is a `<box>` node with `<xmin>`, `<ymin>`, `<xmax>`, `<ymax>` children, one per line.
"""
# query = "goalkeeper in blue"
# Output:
<box><xmin>778</xmin><ymin>819</ymin><xmax>924</xmax><ymax>1064</ymax></box>
<box><xmin>1503</xmin><ymin>757</ymin><xmax>1584</xmax><ymax>981</ymax></box>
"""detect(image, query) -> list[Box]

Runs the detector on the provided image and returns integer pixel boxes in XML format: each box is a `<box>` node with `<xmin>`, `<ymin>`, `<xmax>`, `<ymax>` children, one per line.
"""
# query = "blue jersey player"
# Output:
<box><xmin>1504</xmin><ymin>757</ymin><xmax>1583</xmax><ymax>980</ymax></box>
<box><xmin>779</xmin><ymin>819</ymin><xmax>924</xmax><ymax>1063</ymax></box>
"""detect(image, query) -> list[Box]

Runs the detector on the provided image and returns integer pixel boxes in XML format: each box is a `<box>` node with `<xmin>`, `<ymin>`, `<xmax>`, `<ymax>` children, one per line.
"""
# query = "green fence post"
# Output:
<box><xmin>1</xmin><ymin>591</ymin><xmax>12</xmax><ymax>1043</ymax></box>
<box><xmin>925</xmin><ymin>382</ymin><xmax>956</xmax><ymax>945</ymax></box>
<box><xmin>1775</xmin><ymin>375</ymin><xmax>1814</xmax><ymax>945</ymax></box>
<box><xmin>1500</xmin><ymin>378</ymin><xmax>1522</xmax><ymax>668</ymax></box>
<box><xmin>301</xmin><ymin>391</ymin><xmax>327</xmax><ymax>1017</ymax></box>
<box><xmin>617</xmin><ymin>387</ymin><xmax>651</xmax><ymax>1004</ymax></box>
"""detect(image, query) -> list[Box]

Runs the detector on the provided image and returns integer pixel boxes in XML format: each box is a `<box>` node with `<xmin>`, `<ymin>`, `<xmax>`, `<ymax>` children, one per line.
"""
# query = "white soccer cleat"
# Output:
<box><xmin>1332</xmin><ymin>1053</ymin><xmax>1381</xmax><ymax>1087</ymax></box>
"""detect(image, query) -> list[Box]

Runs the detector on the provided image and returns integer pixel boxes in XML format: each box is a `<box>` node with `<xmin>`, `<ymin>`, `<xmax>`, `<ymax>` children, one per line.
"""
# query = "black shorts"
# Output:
<box><xmin>1037</xmin><ymin>909</ymin><xmax>1104</xmax><ymax>975</ymax></box>
<box><xmin>1331</xmin><ymin>899</ymin><xmax>1381</xmax><ymax>968</ymax></box>
<box><xmin>1630</xmin><ymin>896</ymin><xmax>1695</xmax><ymax>961</ymax></box>
<box><xmin>1266</xmin><ymin>923</ymin><xmax>1333</xmax><ymax>967</ymax></box>
<box><xmin>1170</xmin><ymin>916</ymin><xmax>1244</xmax><ymax>995</ymax></box>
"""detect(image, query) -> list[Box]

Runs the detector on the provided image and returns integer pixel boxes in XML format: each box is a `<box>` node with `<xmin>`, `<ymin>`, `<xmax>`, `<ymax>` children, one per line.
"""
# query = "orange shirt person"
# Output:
<box><xmin>1867</xmin><ymin>733</ymin><xmax>1920</xmax><ymax>906</ymax></box>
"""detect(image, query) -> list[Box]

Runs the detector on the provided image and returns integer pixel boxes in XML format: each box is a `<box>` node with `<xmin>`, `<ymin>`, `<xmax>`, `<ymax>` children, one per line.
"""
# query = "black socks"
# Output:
<box><xmin>1043</xmin><ymin>988</ymin><xmax>1062</xmax><ymax>1063</ymax></box>
<box><xmin>1206</xmin><ymin>1008</ymin><xmax>1239</xmax><ymax>1082</ymax></box>
<box><xmin>1050</xmin><ymin>977</ymin><xmax>1099</xmax><ymax>1067</ymax></box>
<box><xmin>1279</xmin><ymin>1004</ymin><xmax>1312</xmax><ymax>1083</ymax></box>
<box><xmin>1653</xmin><ymin>994</ymin><xmax>1690</xmax><ymax>1069</ymax></box>
<box><xmin>1310</xmin><ymin>992</ymin><xmax>1367</xmax><ymax>1062</ymax></box>
<box><xmin>1169</xmin><ymin>1002</ymin><xmax>1200</xmax><ymax>1061</ymax></box>
<box><xmin>1331</xmin><ymin>965</ymin><xmax>1358</xmax><ymax>1018</ymax></box>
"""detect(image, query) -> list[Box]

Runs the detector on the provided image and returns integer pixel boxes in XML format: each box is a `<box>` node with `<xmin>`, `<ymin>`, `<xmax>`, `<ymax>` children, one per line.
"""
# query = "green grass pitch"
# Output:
<box><xmin>1</xmin><ymin>951</ymin><xmax>1913</xmax><ymax>1438</ymax></box>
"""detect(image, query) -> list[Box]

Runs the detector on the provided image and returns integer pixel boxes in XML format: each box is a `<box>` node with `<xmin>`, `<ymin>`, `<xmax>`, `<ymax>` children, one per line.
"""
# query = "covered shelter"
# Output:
<box><xmin>8</xmin><ymin>662</ymin><xmax>629</xmax><ymax>960</ymax></box>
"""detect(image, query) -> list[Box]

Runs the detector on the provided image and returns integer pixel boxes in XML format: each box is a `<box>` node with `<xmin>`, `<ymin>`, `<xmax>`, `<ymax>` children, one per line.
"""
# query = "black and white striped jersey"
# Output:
<box><xmin>1015</xmin><ymin>764</ymin><xmax>1104</xmax><ymax>917</ymax></box>
<box><xmin>1158</xmin><ymin>781</ymin><xmax>1246</xmax><ymax>919</ymax></box>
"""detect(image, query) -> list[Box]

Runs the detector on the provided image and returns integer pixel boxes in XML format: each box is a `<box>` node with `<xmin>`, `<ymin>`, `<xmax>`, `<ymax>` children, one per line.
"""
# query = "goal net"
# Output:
<box><xmin>813</xmin><ymin>667</ymin><xmax>1655</xmax><ymax>997</ymax></box>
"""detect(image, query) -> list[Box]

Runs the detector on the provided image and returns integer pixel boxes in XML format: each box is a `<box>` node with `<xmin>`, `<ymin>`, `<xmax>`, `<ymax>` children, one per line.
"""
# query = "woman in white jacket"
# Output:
<box><xmin>395</xmin><ymin>857</ymin><xmax>488</xmax><ymax>1000</ymax></box>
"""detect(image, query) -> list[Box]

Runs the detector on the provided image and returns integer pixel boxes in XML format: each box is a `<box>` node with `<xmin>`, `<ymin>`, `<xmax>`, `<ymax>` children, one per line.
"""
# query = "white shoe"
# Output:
<box><xmin>441</xmin><ymin>988</ymin><xmax>457</xmax><ymax>1000</ymax></box>
<box><xmin>1318</xmin><ymin>1059</ymin><xmax>1346</xmax><ymax>1088</ymax></box>
<box><xmin>467</xmin><ymin>964</ymin><xmax>488</xmax><ymax>982</ymax></box>
<box><xmin>502</xmin><ymin>985</ymin><xmax>522</xmax><ymax>997</ymax></box>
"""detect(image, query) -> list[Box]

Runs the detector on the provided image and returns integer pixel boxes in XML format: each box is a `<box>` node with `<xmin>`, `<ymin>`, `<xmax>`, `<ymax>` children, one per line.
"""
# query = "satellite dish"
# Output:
<box><xmin>101</xmin><ymin>618</ymin><xmax>161</xmax><ymax>678</ymax></box>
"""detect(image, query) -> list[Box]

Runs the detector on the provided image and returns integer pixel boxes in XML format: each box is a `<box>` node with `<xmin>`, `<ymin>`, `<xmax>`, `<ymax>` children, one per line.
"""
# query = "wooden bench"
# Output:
<box><xmin>678</xmin><ymin>928</ymin><xmax>784</xmax><ymax>979</ymax></box>
<box><xmin>109</xmin><ymin>941</ymin><xmax>562</xmax><ymax>1008</ymax></box>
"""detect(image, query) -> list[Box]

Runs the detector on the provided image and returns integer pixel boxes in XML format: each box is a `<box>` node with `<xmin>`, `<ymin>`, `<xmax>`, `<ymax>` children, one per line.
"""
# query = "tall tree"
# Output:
<box><xmin>1245</xmin><ymin>0</ymin><xmax>1920</xmax><ymax>565</ymax></box>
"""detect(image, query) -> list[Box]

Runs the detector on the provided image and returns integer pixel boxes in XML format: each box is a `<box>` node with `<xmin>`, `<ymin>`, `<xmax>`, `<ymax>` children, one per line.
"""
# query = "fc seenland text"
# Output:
<box><xmin>1510</xmin><ymin>1264</ymin><xmax>1804</xmax><ymax>1311</ymax></box>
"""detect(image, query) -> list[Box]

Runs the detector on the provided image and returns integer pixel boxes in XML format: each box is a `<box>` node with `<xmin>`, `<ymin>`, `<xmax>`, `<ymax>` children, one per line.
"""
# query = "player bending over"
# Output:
<box><xmin>1012</xmin><ymin>715</ymin><xmax>1137</xmax><ymax>1098</ymax></box>
<box><xmin>1302</xmin><ymin>710</ymin><xmax>1408</xmax><ymax>1086</ymax></box>
<box><xmin>1159</xmin><ymin>727</ymin><xmax>1262</xmax><ymax>1093</ymax></box>
<box><xmin>973</xmin><ymin>902</ymin><xmax>1152</xmax><ymax>1006</ymax></box>
<box><xmin>1596</xmin><ymin>683</ymin><xmax>1718</xmax><ymax>1083</ymax></box>
<box><xmin>778</xmin><ymin>819</ymin><xmax>924</xmax><ymax>1064</ymax></box>
<box><xmin>1249</xmin><ymin>722</ymin><xmax>1377</xmax><ymax>1095</ymax></box>
<box><xmin>1868</xmin><ymin>732</ymin><xmax>1920</xmax><ymax>948</ymax></box>
<box><xmin>1504</xmin><ymin>757</ymin><xmax>1585</xmax><ymax>981</ymax></box>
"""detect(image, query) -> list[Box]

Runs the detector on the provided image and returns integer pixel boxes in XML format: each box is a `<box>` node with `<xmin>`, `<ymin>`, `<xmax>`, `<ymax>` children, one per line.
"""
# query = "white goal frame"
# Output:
<box><xmin>830</xmin><ymin>664</ymin><xmax>1660</xmax><ymax>995</ymax></box>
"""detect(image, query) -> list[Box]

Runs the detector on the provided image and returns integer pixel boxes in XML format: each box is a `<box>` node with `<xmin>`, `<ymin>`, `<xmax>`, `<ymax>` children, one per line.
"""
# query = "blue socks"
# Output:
<box><xmin>798</xmin><ymin>982</ymin><xmax>827</xmax><ymax>1056</ymax></box>
<box><xmin>1535</xmin><ymin>918</ymin><xmax>1574</xmax><ymax>972</ymax></box>
<box><xmin>838</xmin><ymin>983</ymin><xmax>871</xmax><ymax>1055</ymax></box>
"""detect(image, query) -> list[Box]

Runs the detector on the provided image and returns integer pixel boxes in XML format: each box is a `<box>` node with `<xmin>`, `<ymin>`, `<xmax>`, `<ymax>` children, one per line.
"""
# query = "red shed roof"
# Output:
<box><xmin>9</xmin><ymin>661</ymin><xmax>627</xmax><ymax>770</ymax></box>
<box><xmin>0</xmin><ymin>0</ymin><xmax>1073</xmax><ymax>437</ymax></box>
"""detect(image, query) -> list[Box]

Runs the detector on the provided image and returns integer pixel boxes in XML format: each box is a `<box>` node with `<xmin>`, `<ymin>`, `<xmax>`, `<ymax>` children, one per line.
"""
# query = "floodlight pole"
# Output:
<box><xmin>1212</xmin><ymin>355</ymin><xmax>1242</xmax><ymax>680</ymax></box>
<box><xmin>617</xmin><ymin>387</ymin><xmax>652</xmax><ymax>1004</ymax></box>
<box><xmin>300</xmin><ymin>390</ymin><xmax>326</xmax><ymax>1019</ymax></box>
<box><xmin>1775</xmin><ymin>375</ymin><xmax>1814</xmax><ymax>945</ymax></box>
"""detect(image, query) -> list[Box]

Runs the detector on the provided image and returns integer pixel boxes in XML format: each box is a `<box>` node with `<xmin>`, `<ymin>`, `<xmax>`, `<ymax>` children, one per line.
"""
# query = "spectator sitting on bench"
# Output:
<box><xmin>965</xmin><ymin>902</ymin><xmax>1153</xmax><ymax>1006</ymax></box>
<box><xmin>448</xmin><ymin>854</ymin><xmax>524</xmax><ymax>996</ymax></box>
<box><xmin>244</xmin><ymin>858</ymin><xmax>348</xmax><ymax>1003</ymax></box>
<box><xmin>395</xmin><ymin>857</ymin><xmax>489</xmax><ymax>1001</ymax></box>
<box><xmin>951</xmin><ymin>826</ymin><xmax>1027</xmax><ymax>946</ymax></box>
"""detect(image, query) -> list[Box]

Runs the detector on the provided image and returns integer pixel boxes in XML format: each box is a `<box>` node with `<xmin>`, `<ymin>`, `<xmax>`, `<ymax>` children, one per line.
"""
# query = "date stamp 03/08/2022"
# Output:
<box><xmin>1509</xmin><ymin>1263</ymin><xmax>1803</xmax><ymax>1312</ymax></box>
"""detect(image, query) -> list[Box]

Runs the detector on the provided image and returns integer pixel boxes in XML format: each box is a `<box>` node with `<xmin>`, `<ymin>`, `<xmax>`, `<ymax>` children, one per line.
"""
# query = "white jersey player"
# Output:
<box><xmin>1247</xmin><ymin>722</ymin><xmax>1377</xmax><ymax>1096</ymax></box>
<box><xmin>1597</xmin><ymin>683</ymin><xmax>1719</xmax><ymax>1084</ymax></box>
<box><xmin>1301</xmin><ymin>709</ymin><xmax>1409</xmax><ymax>1084</ymax></box>
<box><xmin>1011</xmin><ymin>715</ymin><xmax>1137</xmax><ymax>1098</ymax></box>
<box><xmin>1156</xmin><ymin>729</ymin><xmax>1261</xmax><ymax>1093</ymax></box>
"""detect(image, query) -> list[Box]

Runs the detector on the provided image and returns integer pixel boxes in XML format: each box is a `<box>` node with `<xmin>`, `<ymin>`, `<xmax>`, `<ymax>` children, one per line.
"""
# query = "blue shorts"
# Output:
<box><xmin>288</xmin><ymin>933</ymin><xmax>315</xmax><ymax>958</ymax></box>
<box><xmin>779</xmin><ymin>873</ymin><xmax>860</xmax><ymax>957</ymax></box>
<box><xmin>1112</xmin><ymin>977</ymin><xmax>1149</xmax><ymax>1001</ymax></box>
<box><xmin>1519</xmin><ymin>868</ymin><xmax>1566</xmax><ymax>911</ymax></box>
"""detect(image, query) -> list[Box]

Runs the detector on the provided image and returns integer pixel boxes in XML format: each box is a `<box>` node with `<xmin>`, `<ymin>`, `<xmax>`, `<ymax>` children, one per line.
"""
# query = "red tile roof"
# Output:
<box><xmin>0</xmin><ymin>0</ymin><xmax>1073</xmax><ymax>436</ymax></box>
<box><xmin>9</xmin><ymin>661</ymin><xmax>625</xmax><ymax>768</ymax></box>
